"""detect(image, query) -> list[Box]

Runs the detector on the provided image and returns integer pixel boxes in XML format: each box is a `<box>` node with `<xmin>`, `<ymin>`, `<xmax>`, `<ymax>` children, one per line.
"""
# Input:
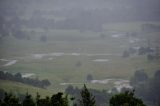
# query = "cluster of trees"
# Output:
<box><xmin>122</xmin><ymin>47</ymin><xmax>137</xmax><ymax>58</ymax></box>
<box><xmin>138</xmin><ymin>46</ymin><xmax>160</xmax><ymax>61</ymax></box>
<box><xmin>110</xmin><ymin>90</ymin><xmax>146</xmax><ymax>106</ymax></box>
<box><xmin>65</xmin><ymin>85</ymin><xmax>144</xmax><ymax>106</ymax></box>
<box><xmin>0</xmin><ymin>71</ymin><xmax>51</xmax><ymax>88</ymax></box>
<box><xmin>86</xmin><ymin>74</ymin><xmax>93</xmax><ymax>82</ymax></box>
<box><xmin>130</xmin><ymin>69</ymin><xmax>148</xmax><ymax>85</ymax></box>
<box><xmin>66</xmin><ymin>77</ymin><xmax>160</xmax><ymax>106</ymax></box>
<box><xmin>0</xmin><ymin>15</ymin><xmax>30</xmax><ymax>40</ymax></box>
<box><xmin>138</xmin><ymin>47</ymin><xmax>154</xmax><ymax>55</ymax></box>
<box><xmin>65</xmin><ymin>85</ymin><xmax>113</xmax><ymax>105</ymax></box>
<box><xmin>131</xmin><ymin>70</ymin><xmax>160</xmax><ymax>105</ymax></box>
<box><xmin>0</xmin><ymin>85</ymin><xmax>146</xmax><ymax>106</ymax></box>
<box><xmin>1</xmin><ymin>0</ymin><xmax>160</xmax><ymax>40</ymax></box>
<box><xmin>122</xmin><ymin>46</ymin><xmax>160</xmax><ymax>61</ymax></box>
<box><xmin>2</xmin><ymin>8</ymin><xmax>160</xmax><ymax>35</ymax></box>
<box><xmin>0</xmin><ymin>92</ymin><xmax>68</xmax><ymax>106</ymax></box>
<box><xmin>122</xmin><ymin>47</ymin><xmax>152</xmax><ymax>58</ymax></box>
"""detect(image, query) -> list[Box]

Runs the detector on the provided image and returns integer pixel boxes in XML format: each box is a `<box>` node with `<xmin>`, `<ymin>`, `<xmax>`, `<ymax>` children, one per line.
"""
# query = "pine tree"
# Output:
<box><xmin>109</xmin><ymin>90</ymin><xmax>146</xmax><ymax>106</ymax></box>
<box><xmin>23</xmin><ymin>93</ymin><xmax>35</xmax><ymax>106</ymax></box>
<box><xmin>51</xmin><ymin>92</ymin><xmax>69</xmax><ymax>106</ymax></box>
<box><xmin>79</xmin><ymin>84</ymin><xmax>96</xmax><ymax>106</ymax></box>
<box><xmin>2</xmin><ymin>92</ymin><xmax>21</xmax><ymax>106</ymax></box>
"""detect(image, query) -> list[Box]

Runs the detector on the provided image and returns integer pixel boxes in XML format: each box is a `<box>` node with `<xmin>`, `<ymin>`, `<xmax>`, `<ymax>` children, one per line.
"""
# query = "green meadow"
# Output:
<box><xmin>0</xmin><ymin>22</ymin><xmax>160</xmax><ymax>95</ymax></box>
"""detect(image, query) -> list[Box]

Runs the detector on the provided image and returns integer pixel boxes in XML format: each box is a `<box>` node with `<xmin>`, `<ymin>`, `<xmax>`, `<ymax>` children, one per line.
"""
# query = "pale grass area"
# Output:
<box><xmin>0</xmin><ymin>80</ymin><xmax>54</xmax><ymax>97</ymax></box>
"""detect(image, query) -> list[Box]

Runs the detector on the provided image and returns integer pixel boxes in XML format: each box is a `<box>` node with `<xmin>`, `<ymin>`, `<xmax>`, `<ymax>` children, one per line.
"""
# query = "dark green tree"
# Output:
<box><xmin>41</xmin><ymin>79</ymin><xmax>51</xmax><ymax>87</ymax></box>
<box><xmin>138</xmin><ymin>47</ymin><xmax>147</xmax><ymax>55</ymax></box>
<box><xmin>65</xmin><ymin>85</ymin><xmax>74</xmax><ymax>95</ymax></box>
<box><xmin>1</xmin><ymin>92</ymin><xmax>21</xmax><ymax>106</ymax></box>
<box><xmin>79</xmin><ymin>84</ymin><xmax>96</xmax><ymax>106</ymax></box>
<box><xmin>109</xmin><ymin>90</ymin><xmax>146</xmax><ymax>106</ymax></box>
<box><xmin>86</xmin><ymin>74</ymin><xmax>93</xmax><ymax>82</ymax></box>
<box><xmin>51</xmin><ymin>92</ymin><xmax>69</xmax><ymax>106</ymax></box>
<box><xmin>22</xmin><ymin>93</ymin><xmax>35</xmax><ymax>106</ymax></box>
<box><xmin>122</xmin><ymin>50</ymin><xmax>130</xmax><ymax>58</ymax></box>
<box><xmin>36</xmin><ymin>92</ymin><xmax>51</xmax><ymax>106</ymax></box>
<box><xmin>75</xmin><ymin>61</ymin><xmax>82</xmax><ymax>68</ymax></box>
<box><xmin>130</xmin><ymin>69</ymin><xmax>148</xmax><ymax>86</ymax></box>
<box><xmin>14</xmin><ymin>72</ymin><xmax>22</xmax><ymax>82</ymax></box>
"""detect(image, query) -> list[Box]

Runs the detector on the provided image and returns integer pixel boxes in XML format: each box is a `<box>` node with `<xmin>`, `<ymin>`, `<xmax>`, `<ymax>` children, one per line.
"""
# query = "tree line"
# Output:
<box><xmin>65</xmin><ymin>85</ymin><xmax>111</xmax><ymax>106</ymax></box>
<box><xmin>130</xmin><ymin>69</ymin><xmax>160</xmax><ymax>106</ymax></box>
<box><xmin>0</xmin><ymin>71</ymin><xmax>51</xmax><ymax>88</ymax></box>
<box><xmin>0</xmin><ymin>85</ymin><xmax>146</xmax><ymax>106</ymax></box>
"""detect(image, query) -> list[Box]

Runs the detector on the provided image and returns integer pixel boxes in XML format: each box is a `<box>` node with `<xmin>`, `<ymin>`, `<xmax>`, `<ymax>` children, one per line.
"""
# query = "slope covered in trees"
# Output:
<box><xmin>0</xmin><ymin>71</ymin><xmax>51</xmax><ymax>88</ymax></box>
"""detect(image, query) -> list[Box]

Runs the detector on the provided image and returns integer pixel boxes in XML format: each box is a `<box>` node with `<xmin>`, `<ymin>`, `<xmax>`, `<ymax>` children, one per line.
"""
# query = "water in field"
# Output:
<box><xmin>0</xmin><ymin>59</ymin><xmax>18</xmax><ymax>67</ymax></box>
<box><xmin>32</xmin><ymin>52</ymin><xmax>120</xmax><ymax>59</ymax></box>
<box><xmin>60</xmin><ymin>78</ymin><xmax>132</xmax><ymax>92</ymax></box>
<box><xmin>22</xmin><ymin>73</ymin><xmax>35</xmax><ymax>78</ymax></box>
<box><xmin>92</xmin><ymin>59</ymin><xmax>109</xmax><ymax>62</ymax></box>
<box><xmin>91</xmin><ymin>78</ymin><xmax>133</xmax><ymax>92</ymax></box>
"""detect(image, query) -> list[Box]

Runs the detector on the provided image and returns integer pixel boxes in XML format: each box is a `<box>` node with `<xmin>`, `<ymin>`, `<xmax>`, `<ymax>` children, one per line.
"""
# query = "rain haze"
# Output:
<box><xmin>0</xmin><ymin>0</ymin><xmax>160</xmax><ymax>105</ymax></box>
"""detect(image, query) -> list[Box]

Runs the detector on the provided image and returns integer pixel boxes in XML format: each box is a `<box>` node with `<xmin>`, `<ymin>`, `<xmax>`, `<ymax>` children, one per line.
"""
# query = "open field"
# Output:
<box><xmin>0</xmin><ymin>80</ymin><xmax>53</xmax><ymax>97</ymax></box>
<box><xmin>0</xmin><ymin>22</ymin><xmax>160</xmax><ymax>93</ymax></box>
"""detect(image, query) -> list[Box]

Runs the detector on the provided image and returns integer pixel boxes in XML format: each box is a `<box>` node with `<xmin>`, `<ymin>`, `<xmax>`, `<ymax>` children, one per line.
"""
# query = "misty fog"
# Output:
<box><xmin>0</xmin><ymin>0</ymin><xmax>160</xmax><ymax>105</ymax></box>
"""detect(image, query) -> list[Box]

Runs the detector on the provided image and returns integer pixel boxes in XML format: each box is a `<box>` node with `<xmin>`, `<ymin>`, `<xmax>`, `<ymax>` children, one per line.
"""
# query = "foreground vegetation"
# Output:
<box><xmin>0</xmin><ymin>85</ymin><xmax>146</xmax><ymax>106</ymax></box>
<box><xmin>0</xmin><ymin>70</ymin><xmax>160</xmax><ymax>106</ymax></box>
<box><xmin>0</xmin><ymin>71</ymin><xmax>51</xmax><ymax>88</ymax></box>
<box><xmin>0</xmin><ymin>80</ymin><xmax>53</xmax><ymax>98</ymax></box>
